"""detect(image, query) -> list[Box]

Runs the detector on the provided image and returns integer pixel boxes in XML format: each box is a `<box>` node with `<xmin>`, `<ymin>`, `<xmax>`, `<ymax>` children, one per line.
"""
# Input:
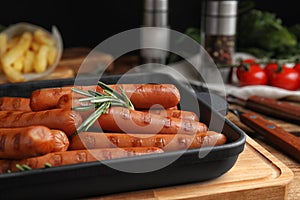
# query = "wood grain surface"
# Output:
<box><xmin>89</xmin><ymin>137</ymin><xmax>294</xmax><ymax>200</ymax></box>
<box><xmin>227</xmin><ymin>103</ymin><xmax>300</xmax><ymax>200</ymax></box>
<box><xmin>239</xmin><ymin>111</ymin><xmax>300</xmax><ymax>162</ymax></box>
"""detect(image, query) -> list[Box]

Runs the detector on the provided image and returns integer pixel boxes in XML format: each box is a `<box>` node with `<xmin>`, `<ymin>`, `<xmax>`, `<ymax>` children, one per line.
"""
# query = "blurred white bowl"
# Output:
<box><xmin>0</xmin><ymin>22</ymin><xmax>63</xmax><ymax>82</ymax></box>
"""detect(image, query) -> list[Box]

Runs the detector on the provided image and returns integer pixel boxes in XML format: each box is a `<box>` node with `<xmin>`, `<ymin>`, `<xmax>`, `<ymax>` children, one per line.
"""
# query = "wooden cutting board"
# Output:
<box><xmin>90</xmin><ymin>136</ymin><xmax>294</xmax><ymax>200</ymax></box>
<box><xmin>0</xmin><ymin>47</ymin><xmax>115</xmax><ymax>84</ymax></box>
<box><xmin>43</xmin><ymin>47</ymin><xmax>115</xmax><ymax>79</ymax></box>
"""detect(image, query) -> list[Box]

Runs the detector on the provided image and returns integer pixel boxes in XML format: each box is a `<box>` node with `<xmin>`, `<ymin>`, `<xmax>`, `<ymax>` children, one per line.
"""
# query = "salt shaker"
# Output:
<box><xmin>201</xmin><ymin>0</ymin><xmax>238</xmax><ymax>66</ymax></box>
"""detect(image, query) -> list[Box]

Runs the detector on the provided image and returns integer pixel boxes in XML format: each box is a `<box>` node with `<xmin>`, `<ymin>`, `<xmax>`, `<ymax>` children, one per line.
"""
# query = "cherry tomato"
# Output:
<box><xmin>242</xmin><ymin>59</ymin><xmax>256</xmax><ymax>64</ymax></box>
<box><xmin>293</xmin><ymin>61</ymin><xmax>300</xmax><ymax>89</ymax></box>
<box><xmin>236</xmin><ymin>62</ymin><xmax>268</xmax><ymax>86</ymax></box>
<box><xmin>293</xmin><ymin>61</ymin><xmax>300</xmax><ymax>74</ymax></box>
<box><xmin>269</xmin><ymin>66</ymin><xmax>300</xmax><ymax>90</ymax></box>
<box><xmin>264</xmin><ymin>62</ymin><xmax>278</xmax><ymax>83</ymax></box>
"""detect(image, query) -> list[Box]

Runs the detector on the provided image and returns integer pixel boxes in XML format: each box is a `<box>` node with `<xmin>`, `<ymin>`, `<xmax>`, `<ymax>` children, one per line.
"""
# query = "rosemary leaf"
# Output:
<box><xmin>88</xmin><ymin>90</ymin><xmax>104</xmax><ymax>97</ymax></box>
<box><xmin>119</xmin><ymin>87</ymin><xmax>134</xmax><ymax>110</ymax></box>
<box><xmin>81</xmin><ymin>103</ymin><xmax>108</xmax><ymax>131</ymax></box>
<box><xmin>111</xmin><ymin>102</ymin><xmax>126</xmax><ymax>107</ymax></box>
<box><xmin>103</xmin><ymin>88</ymin><xmax>120</xmax><ymax>99</ymax></box>
<box><xmin>72</xmin><ymin>105</ymin><xmax>95</xmax><ymax>111</ymax></box>
<box><xmin>76</xmin><ymin>102</ymin><xmax>110</xmax><ymax>133</ymax></box>
<box><xmin>98</xmin><ymin>81</ymin><xmax>114</xmax><ymax>93</ymax></box>
<box><xmin>16</xmin><ymin>164</ymin><xmax>25</xmax><ymax>171</ymax></box>
<box><xmin>71</xmin><ymin>88</ymin><xmax>93</xmax><ymax>97</ymax></box>
<box><xmin>22</xmin><ymin>164</ymin><xmax>32</xmax><ymax>170</ymax></box>
<box><xmin>45</xmin><ymin>163</ymin><xmax>52</xmax><ymax>168</ymax></box>
<box><xmin>78</xmin><ymin>97</ymin><xmax>97</xmax><ymax>102</ymax></box>
<box><xmin>90</xmin><ymin>97</ymin><xmax>124</xmax><ymax>104</ymax></box>
<box><xmin>98</xmin><ymin>81</ymin><xmax>124</xmax><ymax>100</ymax></box>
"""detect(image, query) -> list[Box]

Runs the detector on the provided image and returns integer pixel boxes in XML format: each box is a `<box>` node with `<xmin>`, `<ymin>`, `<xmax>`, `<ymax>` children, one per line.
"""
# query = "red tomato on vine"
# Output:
<box><xmin>264</xmin><ymin>62</ymin><xmax>278</xmax><ymax>83</ymax></box>
<box><xmin>236</xmin><ymin>60</ymin><xmax>267</xmax><ymax>86</ymax></box>
<box><xmin>269</xmin><ymin>65</ymin><xmax>300</xmax><ymax>91</ymax></box>
<box><xmin>294</xmin><ymin>63</ymin><xmax>300</xmax><ymax>73</ymax></box>
<box><xmin>293</xmin><ymin>60</ymin><xmax>300</xmax><ymax>76</ymax></box>
<box><xmin>293</xmin><ymin>60</ymin><xmax>300</xmax><ymax>89</ymax></box>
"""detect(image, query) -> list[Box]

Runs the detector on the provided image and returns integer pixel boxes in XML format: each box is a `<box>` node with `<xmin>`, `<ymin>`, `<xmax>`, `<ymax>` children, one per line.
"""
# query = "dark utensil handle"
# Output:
<box><xmin>240</xmin><ymin>111</ymin><xmax>300</xmax><ymax>162</ymax></box>
<box><xmin>246</xmin><ymin>95</ymin><xmax>300</xmax><ymax>123</ymax></box>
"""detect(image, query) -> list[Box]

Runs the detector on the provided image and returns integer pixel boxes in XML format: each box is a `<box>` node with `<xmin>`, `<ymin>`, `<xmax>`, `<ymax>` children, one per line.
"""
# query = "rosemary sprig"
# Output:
<box><xmin>72</xmin><ymin>81</ymin><xmax>134</xmax><ymax>134</ymax></box>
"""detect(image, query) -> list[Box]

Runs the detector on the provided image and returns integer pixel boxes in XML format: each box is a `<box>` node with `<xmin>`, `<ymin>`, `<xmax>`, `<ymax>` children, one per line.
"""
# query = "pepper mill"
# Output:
<box><xmin>140</xmin><ymin>0</ymin><xmax>169</xmax><ymax>65</ymax></box>
<box><xmin>201</xmin><ymin>0</ymin><xmax>238</xmax><ymax>66</ymax></box>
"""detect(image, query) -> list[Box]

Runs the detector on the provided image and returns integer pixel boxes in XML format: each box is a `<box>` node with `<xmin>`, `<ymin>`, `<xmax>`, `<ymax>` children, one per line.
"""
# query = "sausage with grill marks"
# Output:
<box><xmin>0</xmin><ymin>126</ymin><xmax>55</xmax><ymax>159</ymax></box>
<box><xmin>69</xmin><ymin>131</ymin><xmax>227</xmax><ymax>151</ymax></box>
<box><xmin>0</xmin><ymin>109</ymin><xmax>82</xmax><ymax>136</ymax></box>
<box><xmin>0</xmin><ymin>147</ymin><xmax>164</xmax><ymax>174</ymax></box>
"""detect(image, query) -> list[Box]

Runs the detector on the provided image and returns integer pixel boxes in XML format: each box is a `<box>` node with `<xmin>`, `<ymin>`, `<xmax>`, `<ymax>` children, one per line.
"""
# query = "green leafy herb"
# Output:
<box><xmin>169</xmin><ymin>1</ymin><xmax>300</xmax><ymax>63</ymax></box>
<box><xmin>167</xmin><ymin>27</ymin><xmax>201</xmax><ymax>64</ymax></box>
<box><xmin>72</xmin><ymin>81</ymin><xmax>134</xmax><ymax>134</ymax></box>
<box><xmin>236</xmin><ymin>2</ymin><xmax>299</xmax><ymax>59</ymax></box>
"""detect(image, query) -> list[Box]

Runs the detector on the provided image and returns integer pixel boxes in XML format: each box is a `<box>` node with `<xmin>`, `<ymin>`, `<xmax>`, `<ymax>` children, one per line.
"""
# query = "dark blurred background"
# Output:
<box><xmin>0</xmin><ymin>0</ymin><xmax>298</xmax><ymax>48</ymax></box>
